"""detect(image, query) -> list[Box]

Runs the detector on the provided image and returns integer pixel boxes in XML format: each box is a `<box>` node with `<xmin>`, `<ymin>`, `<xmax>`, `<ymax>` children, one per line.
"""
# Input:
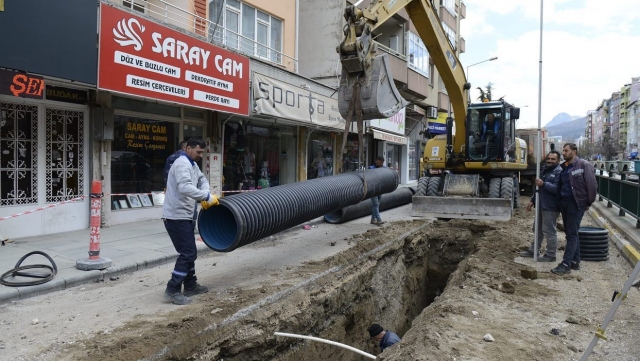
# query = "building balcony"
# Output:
<box><xmin>376</xmin><ymin>41</ymin><xmax>429</xmax><ymax>100</ymax></box>
<box><xmin>124</xmin><ymin>0</ymin><xmax>297</xmax><ymax>72</ymax></box>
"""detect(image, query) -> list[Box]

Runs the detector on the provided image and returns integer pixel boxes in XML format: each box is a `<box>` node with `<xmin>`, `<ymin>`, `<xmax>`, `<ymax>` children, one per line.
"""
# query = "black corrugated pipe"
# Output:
<box><xmin>198</xmin><ymin>168</ymin><xmax>399</xmax><ymax>252</ymax></box>
<box><xmin>323</xmin><ymin>187</ymin><xmax>413</xmax><ymax>224</ymax></box>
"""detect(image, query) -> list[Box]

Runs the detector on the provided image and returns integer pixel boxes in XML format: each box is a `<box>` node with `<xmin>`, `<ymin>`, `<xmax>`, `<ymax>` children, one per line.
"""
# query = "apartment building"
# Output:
<box><xmin>298</xmin><ymin>0</ymin><xmax>466</xmax><ymax>184</ymax></box>
<box><xmin>0</xmin><ymin>0</ymin><xmax>468</xmax><ymax>238</ymax></box>
<box><xmin>610</xmin><ymin>92</ymin><xmax>621</xmax><ymax>152</ymax></box>
<box><xmin>595</xmin><ymin>99</ymin><xmax>609</xmax><ymax>145</ymax></box>
<box><xmin>619</xmin><ymin>83</ymin><xmax>631</xmax><ymax>155</ymax></box>
<box><xmin>585</xmin><ymin>110</ymin><xmax>596</xmax><ymax>143</ymax></box>
<box><xmin>627</xmin><ymin>77</ymin><xmax>640</xmax><ymax>159</ymax></box>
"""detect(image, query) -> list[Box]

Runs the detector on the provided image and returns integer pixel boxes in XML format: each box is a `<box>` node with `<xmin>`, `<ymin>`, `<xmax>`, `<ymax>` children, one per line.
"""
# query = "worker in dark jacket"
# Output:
<box><xmin>368</xmin><ymin>323</ymin><xmax>401</xmax><ymax>352</ymax></box>
<box><xmin>520</xmin><ymin>150</ymin><xmax>563</xmax><ymax>261</ymax></box>
<box><xmin>551</xmin><ymin>143</ymin><xmax>597</xmax><ymax>275</ymax></box>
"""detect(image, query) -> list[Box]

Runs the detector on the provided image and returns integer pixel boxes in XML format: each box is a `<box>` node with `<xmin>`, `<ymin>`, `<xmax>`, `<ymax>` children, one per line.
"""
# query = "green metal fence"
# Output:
<box><xmin>595</xmin><ymin>172</ymin><xmax>640</xmax><ymax>228</ymax></box>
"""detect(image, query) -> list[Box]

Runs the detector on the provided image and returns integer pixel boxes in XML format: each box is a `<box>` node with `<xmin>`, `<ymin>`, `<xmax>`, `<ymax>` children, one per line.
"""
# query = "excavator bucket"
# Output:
<box><xmin>412</xmin><ymin>173</ymin><xmax>513</xmax><ymax>221</ymax></box>
<box><xmin>338</xmin><ymin>53</ymin><xmax>408</xmax><ymax>120</ymax></box>
<box><xmin>411</xmin><ymin>196</ymin><xmax>513</xmax><ymax>221</ymax></box>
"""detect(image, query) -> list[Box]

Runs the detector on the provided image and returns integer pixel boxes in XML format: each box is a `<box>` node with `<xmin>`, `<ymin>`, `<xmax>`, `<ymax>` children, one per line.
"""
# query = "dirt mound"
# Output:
<box><xmin>380</xmin><ymin>207</ymin><xmax>640</xmax><ymax>361</ymax></box>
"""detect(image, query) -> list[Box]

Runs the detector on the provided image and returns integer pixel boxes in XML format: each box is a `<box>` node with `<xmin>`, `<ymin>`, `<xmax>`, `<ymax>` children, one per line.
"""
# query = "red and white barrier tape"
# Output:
<box><xmin>0</xmin><ymin>196</ymin><xmax>86</xmax><ymax>221</ymax></box>
<box><xmin>0</xmin><ymin>189</ymin><xmax>260</xmax><ymax>221</ymax></box>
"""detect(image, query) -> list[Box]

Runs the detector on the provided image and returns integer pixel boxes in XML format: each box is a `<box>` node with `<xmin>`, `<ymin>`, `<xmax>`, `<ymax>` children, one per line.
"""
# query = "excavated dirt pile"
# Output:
<box><xmin>23</xmin><ymin>202</ymin><xmax>640</xmax><ymax>361</ymax></box>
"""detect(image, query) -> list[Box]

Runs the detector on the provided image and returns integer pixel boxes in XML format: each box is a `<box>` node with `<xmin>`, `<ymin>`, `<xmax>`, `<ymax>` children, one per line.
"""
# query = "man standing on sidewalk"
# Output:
<box><xmin>369</xmin><ymin>156</ymin><xmax>386</xmax><ymax>225</ymax></box>
<box><xmin>163</xmin><ymin>138</ymin><xmax>219</xmax><ymax>304</ymax></box>
<box><xmin>520</xmin><ymin>150</ymin><xmax>563</xmax><ymax>262</ymax></box>
<box><xmin>551</xmin><ymin>143</ymin><xmax>597</xmax><ymax>275</ymax></box>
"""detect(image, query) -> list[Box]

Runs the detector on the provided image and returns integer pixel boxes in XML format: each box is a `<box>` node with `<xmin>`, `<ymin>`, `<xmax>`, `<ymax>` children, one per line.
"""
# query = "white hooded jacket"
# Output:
<box><xmin>162</xmin><ymin>153</ymin><xmax>209</xmax><ymax>220</ymax></box>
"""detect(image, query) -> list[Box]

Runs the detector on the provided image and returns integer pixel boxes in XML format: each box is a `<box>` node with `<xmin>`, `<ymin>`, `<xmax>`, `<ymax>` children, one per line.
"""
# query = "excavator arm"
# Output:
<box><xmin>337</xmin><ymin>0</ymin><xmax>470</xmax><ymax>167</ymax></box>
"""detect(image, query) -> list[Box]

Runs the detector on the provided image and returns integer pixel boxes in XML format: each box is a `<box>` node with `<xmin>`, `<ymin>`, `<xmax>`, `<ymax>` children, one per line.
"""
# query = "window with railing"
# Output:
<box><xmin>123</xmin><ymin>0</ymin><xmax>145</xmax><ymax>13</ymax></box>
<box><xmin>408</xmin><ymin>31</ymin><xmax>429</xmax><ymax>77</ymax></box>
<box><xmin>208</xmin><ymin>0</ymin><xmax>283</xmax><ymax>64</ymax></box>
<box><xmin>441</xmin><ymin>21</ymin><xmax>456</xmax><ymax>50</ymax></box>
<box><xmin>441</xmin><ymin>0</ymin><xmax>456</xmax><ymax>16</ymax></box>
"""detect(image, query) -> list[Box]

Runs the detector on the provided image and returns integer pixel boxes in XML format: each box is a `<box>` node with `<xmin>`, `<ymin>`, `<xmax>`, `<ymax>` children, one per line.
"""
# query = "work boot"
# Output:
<box><xmin>164</xmin><ymin>289</ymin><xmax>192</xmax><ymax>305</ymax></box>
<box><xmin>519</xmin><ymin>250</ymin><xmax>537</xmax><ymax>258</ymax></box>
<box><xmin>184</xmin><ymin>283</ymin><xmax>209</xmax><ymax>297</ymax></box>
<box><xmin>537</xmin><ymin>254</ymin><xmax>557</xmax><ymax>262</ymax></box>
<box><xmin>570</xmin><ymin>262</ymin><xmax>581</xmax><ymax>271</ymax></box>
<box><xmin>551</xmin><ymin>263</ymin><xmax>571</xmax><ymax>275</ymax></box>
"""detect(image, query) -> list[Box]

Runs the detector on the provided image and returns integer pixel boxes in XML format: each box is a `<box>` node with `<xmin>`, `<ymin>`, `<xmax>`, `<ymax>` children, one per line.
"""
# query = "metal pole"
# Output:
<box><xmin>533</xmin><ymin>0</ymin><xmax>544</xmax><ymax>261</ymax></box>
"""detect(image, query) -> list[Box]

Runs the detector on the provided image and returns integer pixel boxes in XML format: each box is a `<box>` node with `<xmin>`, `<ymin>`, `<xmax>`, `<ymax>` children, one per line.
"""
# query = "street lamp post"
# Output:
<box><xmin>466</xmin><ymin>56</ymin><xmax>498</xmax><ymax>103</ymax></box>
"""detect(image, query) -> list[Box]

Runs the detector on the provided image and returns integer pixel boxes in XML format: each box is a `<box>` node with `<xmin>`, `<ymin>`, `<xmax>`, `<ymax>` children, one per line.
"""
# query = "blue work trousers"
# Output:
<box><xmin>164</xmin><ymin>219</ymin><xmax>198</xmax><ymax>292</ymax></box>
<box><xmin>560</xmin><ymin>197</ymin><xmax>585</xmax><ymax>267</ymax></box>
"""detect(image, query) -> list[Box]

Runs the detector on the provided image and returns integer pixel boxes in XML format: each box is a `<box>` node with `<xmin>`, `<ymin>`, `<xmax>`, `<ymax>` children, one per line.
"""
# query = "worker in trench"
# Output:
<box><xmin>368</xmin><ymin>323</ymin><xmax>401</xmax><ymax>352</ymax></box>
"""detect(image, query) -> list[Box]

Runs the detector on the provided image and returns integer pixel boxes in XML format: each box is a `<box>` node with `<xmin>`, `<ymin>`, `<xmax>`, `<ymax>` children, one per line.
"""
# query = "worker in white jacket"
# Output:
<box><xmin>163</xmin><ymin>138</ymin><xmax>219</xmax><ymax>305</ymax></box>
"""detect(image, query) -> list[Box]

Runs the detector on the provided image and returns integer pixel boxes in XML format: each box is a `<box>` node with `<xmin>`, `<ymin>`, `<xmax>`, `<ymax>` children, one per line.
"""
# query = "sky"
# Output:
<box><xmin>458</xmin><ymin>0</ymin><xmax>640</xmax><ymax>128</ymax></box>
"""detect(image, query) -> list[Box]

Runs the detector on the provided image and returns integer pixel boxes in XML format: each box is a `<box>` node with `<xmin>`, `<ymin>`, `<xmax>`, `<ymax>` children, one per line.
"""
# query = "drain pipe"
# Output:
<box><xmin>274</xmin><ymin>332</ymin><xmax>376</xmax><ymax>359</ymax></box>
<box><xmin>198</xmin><ymin>168</ymin><xmax>399</xmax><ymax>252</ymax></box>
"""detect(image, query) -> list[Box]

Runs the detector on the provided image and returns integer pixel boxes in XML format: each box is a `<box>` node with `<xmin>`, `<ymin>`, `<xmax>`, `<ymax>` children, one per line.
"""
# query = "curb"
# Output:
<box><xmin>588</xmin><ymin>207</ymin><xmax>640</xmax><ymax>267</ymax></box>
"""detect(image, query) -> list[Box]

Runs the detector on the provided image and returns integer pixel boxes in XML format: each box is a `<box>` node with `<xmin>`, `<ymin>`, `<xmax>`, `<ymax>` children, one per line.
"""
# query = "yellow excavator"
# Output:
<box><xmin>337</xmin><ymin>0</ymin><xmax>528</xmax><ymax>221</ymax></box>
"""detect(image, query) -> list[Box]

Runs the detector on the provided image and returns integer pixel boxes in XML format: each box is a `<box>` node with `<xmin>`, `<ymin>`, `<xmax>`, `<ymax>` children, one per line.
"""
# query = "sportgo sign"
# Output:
<box><xmin>98</xmin><ymin>3</ymin><xmax>249</xmax><ymax>115</ymax></box>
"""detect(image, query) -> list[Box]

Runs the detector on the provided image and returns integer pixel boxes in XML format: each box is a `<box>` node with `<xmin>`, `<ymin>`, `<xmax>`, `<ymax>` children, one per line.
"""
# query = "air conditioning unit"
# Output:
<box><xmin>426</xmin><ymin>107</ymin><xmax>438</xmax><ymax>119</ymax></box>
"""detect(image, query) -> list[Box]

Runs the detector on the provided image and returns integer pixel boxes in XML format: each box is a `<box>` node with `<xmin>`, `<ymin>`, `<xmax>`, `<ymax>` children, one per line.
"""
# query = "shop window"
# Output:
<box><xmin>111</xmin><ymin>115</ymin><xmax>179</xmax><ymax>209</ymax></box>
<box><xmin>46</xmin><ymin>108</ymin><xmax>85</xmax><ymax>203</ymax></box>
<box><xmin>222</xmin><ymin>122</ymin><xmax>282</xmax><ymax>192</ymax></box>
<box><xmin>0</xmin><ymin>102</ymin><xmax>38</xmax><ymax>206</ymax></box>
<box><xmin>308</xmin><ymin>132</ymin><xmax>333</xmax><ymax>179</ymax></box>
<box><xmin>386</xmin><ymin>144</ymin><xmax>401</xmax><ymax>173</ymax></box>
<box><xmin>341</xmin><ymin>133</ymin><xmax>365</xmax><ymax>173</ymax></box>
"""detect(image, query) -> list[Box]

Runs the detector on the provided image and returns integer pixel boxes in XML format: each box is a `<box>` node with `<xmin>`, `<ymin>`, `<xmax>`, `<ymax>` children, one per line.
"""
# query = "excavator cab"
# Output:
<box><xmin>466</xmin><ymin>101</ymin><xmax>518</xmax><ymax>163</ymax></box>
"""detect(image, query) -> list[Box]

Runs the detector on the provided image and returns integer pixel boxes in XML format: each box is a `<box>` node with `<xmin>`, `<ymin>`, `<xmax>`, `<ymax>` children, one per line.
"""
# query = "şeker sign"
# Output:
<box><xmin>98</xmin><ymin>3</ymin><xmax>249</xmax><ymax>115</ymax></box>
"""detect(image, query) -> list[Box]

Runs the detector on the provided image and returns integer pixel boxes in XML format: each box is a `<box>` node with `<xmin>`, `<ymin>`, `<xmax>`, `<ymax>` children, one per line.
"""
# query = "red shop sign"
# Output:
<box><xmin>98</xmin><ymin>3</ymin><xmax>250</xmax><ymax>115</ymax></box>
<box><xmin>0</xmin><ymin>69</ymin><xmax>45</xmax><ymax>99</ymax></box>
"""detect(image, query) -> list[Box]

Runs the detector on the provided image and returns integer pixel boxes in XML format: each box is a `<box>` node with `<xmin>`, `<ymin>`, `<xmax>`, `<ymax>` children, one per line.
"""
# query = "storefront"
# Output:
<box><xmin>221</xmin><ymin>119</ymin><xmax>297</xmax><ymax>191</ymax></box>
<box><xmin>96</xmin><ymin>3</ymin><xmax>250</xmax><ymax>225</ymax></box>
<box><xmin>406</xmin><ymin>105</ymin><xmax>429</xmax><ymax>182</ymax></box>
<box><xmin>369</xmin><ymin>109</ymin><xmax>409</xmax><ymax>183</ymax></box>
<box><xmin>0</xmin><ymin>77</ymin><xmax>92</xmax><ymax>238</ymax></box>
<box><xmin>107</xmin><ymin>96</ymin><xmax>208</xmax><ymax>223</ymax></box>
<box><xmin>0</xmin><ymin>0</ymin><xmax>97</xmax><ymax>239</ymax></box>
<box><xmin>251</xmin><ymin>71</ymin><xmax>346</xmax><ymax>184</ymax></box>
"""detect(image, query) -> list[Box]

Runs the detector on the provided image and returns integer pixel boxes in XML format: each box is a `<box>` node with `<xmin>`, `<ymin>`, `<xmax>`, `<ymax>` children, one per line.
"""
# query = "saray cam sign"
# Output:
<box><xmin>98</xmin><ymin>3</ymin><xmax>249</xmax><ymax>115</ymax></box>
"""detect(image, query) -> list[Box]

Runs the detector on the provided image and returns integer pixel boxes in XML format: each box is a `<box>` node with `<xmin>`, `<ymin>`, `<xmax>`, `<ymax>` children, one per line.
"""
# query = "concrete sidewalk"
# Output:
<box><xmin>0</xmin><ymin>216</ymin><xmax>326</xmax><ymax>303</ymax></box>
<box><xmin>588</xmin><ymin>198</ymin><xmax>640</xmax><ymax>266</ymax></box>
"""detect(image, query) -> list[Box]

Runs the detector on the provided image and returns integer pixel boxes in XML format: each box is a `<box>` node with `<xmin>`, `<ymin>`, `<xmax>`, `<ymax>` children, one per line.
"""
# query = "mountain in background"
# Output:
<box><xmin>545</xmin><ymin>112</ymin><xmax>582</xmax><ymax>128</ymax></box>
<box><xmin>546</xmin><ymin>117</ymin><xmax>586</xmax><ymax>141</ymax></box>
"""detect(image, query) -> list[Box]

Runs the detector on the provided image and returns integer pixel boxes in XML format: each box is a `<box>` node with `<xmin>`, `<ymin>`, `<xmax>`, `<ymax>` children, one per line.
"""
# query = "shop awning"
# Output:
<box><xmin>372</xmin><ymin>129</ymin><xmax>408</xmax><ymax>145</ymax></box>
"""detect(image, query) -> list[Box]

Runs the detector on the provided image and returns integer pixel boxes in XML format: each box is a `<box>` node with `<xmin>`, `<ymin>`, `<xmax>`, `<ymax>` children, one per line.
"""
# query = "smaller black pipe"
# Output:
<box><xmin>324</xmin><ymin>187</ymin><xmax>413</xmax><ymax>224</ymax></box>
